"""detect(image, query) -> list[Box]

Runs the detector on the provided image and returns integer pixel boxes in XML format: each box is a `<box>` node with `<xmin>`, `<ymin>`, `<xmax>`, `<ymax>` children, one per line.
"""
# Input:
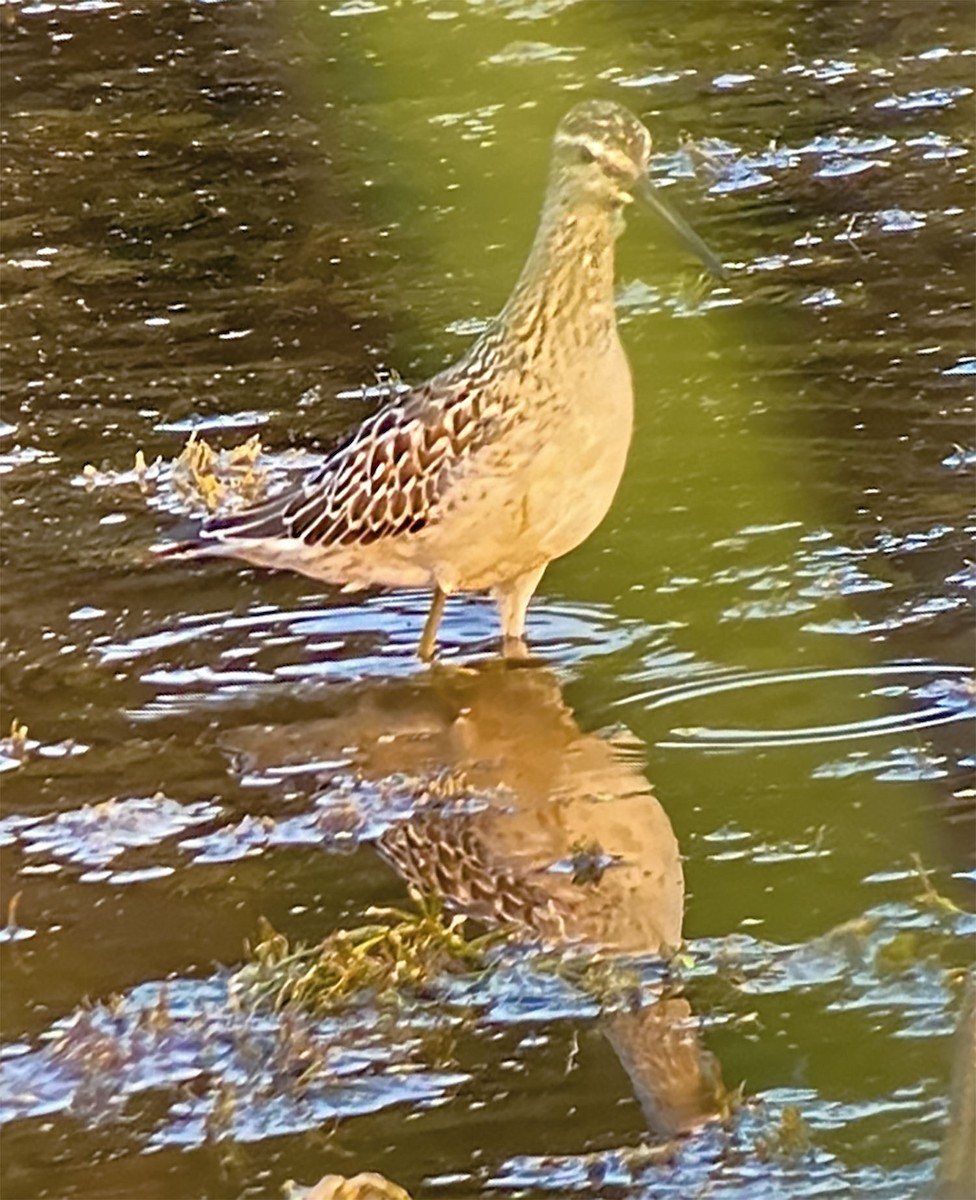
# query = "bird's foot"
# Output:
<box><xmin>417</xmin><ymin>636</ymin><xmax>438</xmax><ymax>663</ymax></box>
<box><xmin>501</xmin><ymin>634</ymin><xmax>529</xmax><ymax>661</ymax></box>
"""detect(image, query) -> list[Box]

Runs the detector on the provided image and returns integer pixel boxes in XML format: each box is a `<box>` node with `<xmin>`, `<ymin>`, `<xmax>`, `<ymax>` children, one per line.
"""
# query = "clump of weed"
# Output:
<box><xmin>82</xmin><ymin>431</ymin><xmax>268</xmax><ymax>513</ymax></box>
<box><xmin>232</xmin><ymin>891</ymin><xmax>499</xmax><ymax>1015</ymax></box>
<box><xmin>171</xmin><ymin>430</ymin><xmax>266</xmax><ymax>512</ymax></box>
<box><xmin>755</xmin><ymin>1103</ymin><xmax>813</xmax><ymax>1161</ymax></box>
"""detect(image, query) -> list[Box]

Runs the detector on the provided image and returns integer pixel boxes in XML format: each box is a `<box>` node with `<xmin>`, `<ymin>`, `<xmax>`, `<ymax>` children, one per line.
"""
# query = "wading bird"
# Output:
<box><xmin>165</xmin><ymin>101</ymin><xmax>723</xmax><ymax>659</ymax></box>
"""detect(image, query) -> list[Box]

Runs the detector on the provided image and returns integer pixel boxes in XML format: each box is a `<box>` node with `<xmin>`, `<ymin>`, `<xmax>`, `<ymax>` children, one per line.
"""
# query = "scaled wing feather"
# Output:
<box><xmin>200</xmin><ymin>380</ymin><xmax>500</xmax><ymax>550</ymax></box>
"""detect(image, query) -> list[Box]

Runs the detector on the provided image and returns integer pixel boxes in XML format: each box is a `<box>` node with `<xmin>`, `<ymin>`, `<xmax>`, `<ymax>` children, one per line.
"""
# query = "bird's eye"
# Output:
<box><xmin>577</xmin><ymin>144</ymin><xmax>597</xmax><ymax>165</ymax></box>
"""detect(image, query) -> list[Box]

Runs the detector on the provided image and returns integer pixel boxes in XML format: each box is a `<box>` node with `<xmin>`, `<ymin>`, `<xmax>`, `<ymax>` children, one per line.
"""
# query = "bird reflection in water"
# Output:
<box><xmin>223</xmin><ymin>658</ymin><xmax>725</xmax><ymax>1140</ymax></box>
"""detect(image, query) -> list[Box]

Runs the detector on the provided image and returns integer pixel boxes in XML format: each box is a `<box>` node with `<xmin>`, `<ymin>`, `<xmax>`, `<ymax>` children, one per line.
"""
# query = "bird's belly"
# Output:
<box><xmin>432</xmin><ymin>349</ymin><xmax>634</xmax><ymax>590</ymax></box>
<box><xmin>535</xmin><ymin>417</ymin><xmax>632</xmax><ymax>558</ymax></box>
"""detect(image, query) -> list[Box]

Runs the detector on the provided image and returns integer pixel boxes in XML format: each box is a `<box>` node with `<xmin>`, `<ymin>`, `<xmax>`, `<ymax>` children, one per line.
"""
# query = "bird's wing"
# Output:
<box><xmin>198</xmin><ymin>379</ymin><xmax>501</xmax><ymax>549</ymax></box>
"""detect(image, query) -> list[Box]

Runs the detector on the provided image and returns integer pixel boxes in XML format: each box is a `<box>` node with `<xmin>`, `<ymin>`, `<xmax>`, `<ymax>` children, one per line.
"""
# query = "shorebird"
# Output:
<box><xmin>166</xmin><ymin>100</ymin><xmax>723</xmax><ymax>659</ymax></box>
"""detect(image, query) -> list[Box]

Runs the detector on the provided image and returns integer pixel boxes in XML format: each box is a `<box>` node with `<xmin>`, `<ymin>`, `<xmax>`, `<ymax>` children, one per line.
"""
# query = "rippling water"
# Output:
<box><xmin>1</xmin><ymin>1</ymin><xmax>973</xmax><ymax>1197</ymax></box>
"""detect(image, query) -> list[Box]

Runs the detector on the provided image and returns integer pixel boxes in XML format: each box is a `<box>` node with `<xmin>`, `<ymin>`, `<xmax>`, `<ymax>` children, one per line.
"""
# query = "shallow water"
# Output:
<box><xmin>1</xmin><ymin>1</ymin><xmax>973</xmax><ymax>1198</ymax></box>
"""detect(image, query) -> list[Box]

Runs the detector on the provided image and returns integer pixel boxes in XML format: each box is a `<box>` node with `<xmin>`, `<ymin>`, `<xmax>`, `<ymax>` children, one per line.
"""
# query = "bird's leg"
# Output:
<box><xmin>418</xmin><ymin>586</ymin><xmax>447</xmax><ymax>661</ymax></box>
<box><xmin>492</xmin><ymin>563</ymin><xmax>547</xmax><ymax>658</ymax></box>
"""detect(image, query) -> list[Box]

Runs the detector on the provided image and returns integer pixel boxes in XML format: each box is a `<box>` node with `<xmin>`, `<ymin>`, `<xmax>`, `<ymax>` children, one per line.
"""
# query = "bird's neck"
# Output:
<box><xmin>496</xmin><ymin>188</ymin><xmax>622</xmax><ymax>358</ymax></box>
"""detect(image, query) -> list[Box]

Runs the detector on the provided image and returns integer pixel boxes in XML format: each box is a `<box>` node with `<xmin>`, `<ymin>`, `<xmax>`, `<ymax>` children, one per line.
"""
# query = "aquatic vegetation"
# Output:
<box><xmin>83</xmin><ymin>432</ymin><xmax>270</xmax><ymax>514</ymax></box>
<box><xmin>81</xmin><ymin>434</ymin><xmax>268</xmax><ymax>515</ymax></box>
<box><xmin>82</xmin><ymin>450</ymin><xmax>165</xmax><ymax>495</ymax></box>
<box><xmin>232</xmin><ymin>892</ymin><xmax>500</xmax><ymax>1016</ymax></box>
<box><xmin>0</xmin><ymin>718</ymin><xmax>88</xmax><ymax>773</ymax></box>
<box><xmin>79</xmin><ymin>432</ymin><xmax>326</xmax><ymax>521</ymax></box>
<box><xmin>910</xmin><ymin>853</ymin><xmax>965</xmax><ymax>918</ymax></box>
<box><xmin>754</xmin><ymin>1103</ymin><xmax>813</xmax><ymax>1161</ymax></box>
<box><xmin>0</xmin><ymin>718</ymin><xmax>31</xmax><ymax>765</ymax></box>
<box><xmin>170</xmin><ymin>431</ymin><xmax>267</xmax><ymax>513</ymax></box>
<box><xmin>0</xmin><ymin>974</ymin><xmax>469</xmax><ymax>1139</ymax></box>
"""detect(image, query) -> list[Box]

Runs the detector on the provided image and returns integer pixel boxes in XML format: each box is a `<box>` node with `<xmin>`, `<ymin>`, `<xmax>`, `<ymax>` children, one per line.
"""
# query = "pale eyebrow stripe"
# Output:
<box><xmin>555</xmin><ymin>131</ymin><xmax>607</xmax><ymax>158</ymax></box>
<box><xmin>555</xmin><ymin>132</ymin><xmax>638</xmax><ymax>179</ymax></box>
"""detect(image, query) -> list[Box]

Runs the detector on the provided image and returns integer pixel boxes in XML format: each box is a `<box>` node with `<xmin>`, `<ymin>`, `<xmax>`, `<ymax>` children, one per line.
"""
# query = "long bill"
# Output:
<box><xmin>636</xmin><ymin>175</ymin><xmax>726</xmax><ymax>281</ymax></box>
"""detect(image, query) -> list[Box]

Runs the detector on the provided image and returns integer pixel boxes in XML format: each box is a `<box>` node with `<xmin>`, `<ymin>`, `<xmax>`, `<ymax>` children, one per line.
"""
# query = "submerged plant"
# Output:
<box><xmin>910</xmin><ymin>852</ymin><xmax>964</xmax><ymax>918</ymax></box>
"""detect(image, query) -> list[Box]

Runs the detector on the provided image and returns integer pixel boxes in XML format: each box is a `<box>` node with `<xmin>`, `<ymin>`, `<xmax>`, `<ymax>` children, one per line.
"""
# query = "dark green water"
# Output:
<box><xmin>1</xmin><ymin>1</ymin><xmax>973</xmax><ymax>1198</ymax></box>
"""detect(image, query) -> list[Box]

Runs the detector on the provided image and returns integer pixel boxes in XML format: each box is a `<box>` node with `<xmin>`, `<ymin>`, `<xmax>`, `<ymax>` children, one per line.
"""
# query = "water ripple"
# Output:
<box><xmin>621</xmin><ymin>663</ymin><xmax>972</xmax><ymax>750</ymax></box>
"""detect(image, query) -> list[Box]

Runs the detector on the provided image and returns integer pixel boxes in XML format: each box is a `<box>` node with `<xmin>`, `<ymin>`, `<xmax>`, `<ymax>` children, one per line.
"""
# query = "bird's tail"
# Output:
<box><xmin>152</xmin><ymin>538</ymin><xmax>213</xmax><ymax>561</ymax></box>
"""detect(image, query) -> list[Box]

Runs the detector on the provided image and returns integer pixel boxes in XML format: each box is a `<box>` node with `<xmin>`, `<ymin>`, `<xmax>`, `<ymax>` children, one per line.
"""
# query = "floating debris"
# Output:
<box><xmin>558</xmin><ymin>838</ymin><xmax>623</xmax><ymax>887</ymax></box>
<box><xmin>78</xmin><ymin>430</ymin><xmax>326</xmax><ymax>522</ymax></box>
<box><xmin>283</xmin><ymin>1173</ymin><xmax>412</xmax><ymax>1200</ymax></box>
<box><xmin>334</xmin><ymin>366</ymin><xmax>410</xmax><ymax>405</ymax></box>
<box><xmin>0</xmin><ymin>718</ymin><xmax>87</xmax><ymax>773</ymax></box>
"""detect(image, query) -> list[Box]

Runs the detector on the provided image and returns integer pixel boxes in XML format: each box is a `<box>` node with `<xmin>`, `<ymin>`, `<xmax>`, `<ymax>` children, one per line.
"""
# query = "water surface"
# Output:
<box><xmin>1</xmin><ymin>1</ymin><xmax>973</xmax><ymax>1197</ymax></box>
